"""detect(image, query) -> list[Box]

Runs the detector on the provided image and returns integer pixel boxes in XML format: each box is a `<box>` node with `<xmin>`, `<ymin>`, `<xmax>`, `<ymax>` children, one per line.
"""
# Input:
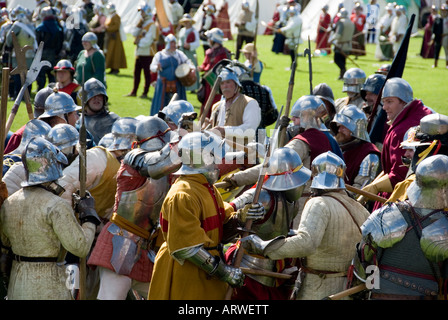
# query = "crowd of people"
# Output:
<box><xmin>0</xmin><ymin>0</ymin><xmax>447</xmax><ymax>303</ymax></box>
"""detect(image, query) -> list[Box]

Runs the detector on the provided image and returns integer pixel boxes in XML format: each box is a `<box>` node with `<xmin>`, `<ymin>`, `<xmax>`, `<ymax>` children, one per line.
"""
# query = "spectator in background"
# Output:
<box><xmin>216</xmin><ymin>0</ymin><xmax>232</xmax><ymax>40</ymax></box>
<box><xmin>64</xmin><ymin>6</ymin><xmax>89</xmax><ymax>63</ymax></box>
<box><xmin>315</xmin><ymin>5</ymin><xmax>331</xmax><ymax>54</ymax></box>
<box><xmin>168</xmin><ymin>0</ymin><xmax>184</xmax><ymax>34</ymax></box>
<box><xmin>432</xmin><ymin>4</ymin><xmax>448</xmax><ymax>68</ymax></box>
<box><xmin>234</xmin><ymin>0</ymin><xmax>257</xmax><ymax>61</ymax></box>
<box><xmin>350</xmin><ymin>3</ymin><xmax>366</xmax><ymax>57</ymax></box>
<box><xmin>104</xmin><ymin>3</ymin><xmax>127</xmax><ymax>75</ymax></box>
<box><xmin>420</xmin><ymin>5</ymin><xmax>437</xmax><ymax>59</ymax></box>
<box><xmin>365</xmin><ymin>0</ymin><xmax>380</xmax><ymax>43</ymax></box>
<box><xmin>240</xmin><ymin>43</ymin><xmax>263</xmax><ymax>84</ymax></box>
<box><xmin>81</xmin><ymin>0</ymin><xmax>95</xmax><ymax>23</ymax></box>
<box><xmin>178</xmin><ymin>13</ymin><xmax>201</xmax><ymax>92</ymax></box>
<box><xmin>74</xmin><ymin>32</ymin><xmax>106</xmax><ymax>85</ymax></box>
<box><xmin>375</xmin><ymin>2</ymin><xmax>395</xmax><ymax>61</ymax></box>
<box><xmin>35</xmin><ymin>6</ymin><xmax>64</xmax><ymax>90</ymax></box>
<box><xmin>89</xmin><ymin>4</ymin><xmax>107</xmax><ymax>50</ymax></box>
<box><xmin>389</xmin><ymin>5</ymin><xmax>407</xmax><ymax>56</ymax></box>
<box><xmin>125</xmin><ymin>2</ymin><xmax>157</xmax><ymax>98</ymax></box>
<box><xmin>199</xmin><ymin>4</ymin><xmax>216</xmax><ymax>53</ymax></box>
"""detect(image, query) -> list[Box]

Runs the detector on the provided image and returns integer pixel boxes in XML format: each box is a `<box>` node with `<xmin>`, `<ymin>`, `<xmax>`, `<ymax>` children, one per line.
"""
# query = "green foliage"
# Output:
<box><xmin>5</xmin><ymin>31</ymin><xmax>447</xmax><ymax>133</ymax></box>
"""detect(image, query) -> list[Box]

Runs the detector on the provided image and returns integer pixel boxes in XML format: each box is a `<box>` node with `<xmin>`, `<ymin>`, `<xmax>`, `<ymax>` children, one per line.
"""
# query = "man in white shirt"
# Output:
<box><xmin>206</xmin><ymin>67</ymin><xmax>261</xmax><ymax>146</ymax></box>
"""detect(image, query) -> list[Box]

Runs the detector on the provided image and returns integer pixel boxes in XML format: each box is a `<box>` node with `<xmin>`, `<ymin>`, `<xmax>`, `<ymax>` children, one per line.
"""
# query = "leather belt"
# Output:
<box><xmin>13</xmin><ymin>254</ymin><xmax>58</xmax><ymax>263</ymax></box>
<box><xmin>370</xmin><ymin>293</ymin><xmax>437</xmax><ymax>300</ymax></box>
<box><xmin>301</xmin><ymin>266</ymin><xmax>347</xmax><ymax>279</ymax></box>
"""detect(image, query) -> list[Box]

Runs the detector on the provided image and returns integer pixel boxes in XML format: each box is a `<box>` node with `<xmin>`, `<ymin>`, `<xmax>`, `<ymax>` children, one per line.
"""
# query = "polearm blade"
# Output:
<box><xmin>304</xmin><ymin>36</ymin><xmax>313</xmax><ymax>95</ymax></box>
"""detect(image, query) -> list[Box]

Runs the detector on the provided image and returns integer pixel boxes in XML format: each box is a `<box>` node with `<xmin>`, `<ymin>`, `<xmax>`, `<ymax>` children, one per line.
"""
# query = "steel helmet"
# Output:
<box><xmin>407</xmin><ymin>154</ymin><xmax>448</xmax><ymax>209</ymax></box>
<box><xmin>160</xmin><ymin>100</ymin><xmax>195</xmax><ymax>127</ymax></box>
<box><xmin>14</xmin><ymin>119</ymin><xmax>52</xmax><ymax>155</ymax></box>
<box><xmin>342</xmin><ymin>68</ymin><xmax>366</xmax><ymax>93</ymax></box>
<box><xmin>330</xmin><ymin>104</ymin><xmax>371</xmax><ymax>142</ymax></box>
<box><xmin>21</xmin><ymin>137</ymin><xmax>68</xmax><ymax>187</ymax></box>
<box><xmin>176</xmin><ymin>131</ymin><xmax>228</xmax><ymax>175</ymax></box>
<box><xmin>81</xmin><ymin>31</ymin><xmax>98</xmax><ymax>44</ymax></box>
<box><xmin>310</xmin><ymin>151</ymin><xmax>346</xmax><ymax>190</ymax></box>
<box><xmin>382</xmin><ymin>77</ymin><xmax>413</xmax><ymax>104</ymax></box>
<box><xmin>83</xmin><ymin>78</ymin><xmax>109</xmax><ymax>103</ymax></box>
<box><xmin>290</xmin><ymin>95</ymin><xmax>324</xmax><ymax>130</ymax></box>
<box><xmin>40</xmin><ymin>90</ymin><xmax>82</xmax><ymax>119</ymax></box>
<box><xmin>107</xmin><ymin>117</ymin><xmax>138</xmax><ymax>151</ymax></box>
<box><xmin>34</xmin><ymin>86</ymin><xmax>54</xmax><ymax>118</ymax></box>
<box><xmin>134</xmin><ymin>116</ymin><xmax>178</xmax><ymax>152</ymax></box>
<box><xmin>205</xmin><ymin>28</ymin><xmax>224</xmax><ymax>45</ymax></box>
<box><xmin>54</xmin><ymin>59</ymin><xmax>75</xmax><ymax>72</ymax></box>
<box><xmin>312</xmin><ymin>83</ymin><xmax>335</xmax><ymax>109</ymax></box>
<box><xmin>419</xmin><ymin>113</ymin><xmax>448</xmax><ymax>137</ymax></box>
<box><xmin>361</xmin><ymin>74</ymin><xmax>386</xmax><ymax>101</ymax></box>
<box><xmin>375</xmin><ymin>64</ymin><xmax>391</xmax><ymax>76</ymax></box>
<box><xmin>46</xmin><ymin>123</ymin><xmax>79</xmax><ymax>151</ymax></box>
<box><xmin>218</xmin><ymin>67</ymin><xmax>242</xmax><ymax>89</ymax></box>
<box><xmin>263</xmin><ymin>147</ymin><xmax>311</xmax><ymax>191</ymax></box>
<box><xmin>98</xmin><ymin>132</ymin><xmax>114</xmax><ymax>148</ymax></box>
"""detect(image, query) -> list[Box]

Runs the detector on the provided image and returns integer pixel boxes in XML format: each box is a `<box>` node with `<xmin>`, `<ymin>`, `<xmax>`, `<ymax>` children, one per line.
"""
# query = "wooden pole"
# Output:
<box><xmin>0</xmin><ymin>67</ymin><xmax>10</xmax><ymax>178</ymax></box>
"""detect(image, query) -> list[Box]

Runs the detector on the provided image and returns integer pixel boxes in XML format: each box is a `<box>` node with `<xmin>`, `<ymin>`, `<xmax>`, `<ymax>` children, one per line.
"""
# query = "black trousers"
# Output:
<box><xmin>131</xmin><ymin>55</ymin><xmax>153</xmax><ymax>95</ymax></box>
<box><xmin>334</xmin><ymin>50</ymin><xmax>347</xmax><ymax>77</ymax></box>
<box><xmin>235</xmin><ymin>34</ymin><xmax>255</xmax><ymax>60</ymax></box>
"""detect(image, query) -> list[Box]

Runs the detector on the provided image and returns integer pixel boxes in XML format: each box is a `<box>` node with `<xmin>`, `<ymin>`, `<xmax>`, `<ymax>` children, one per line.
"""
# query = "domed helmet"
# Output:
<box><xmin>107</xmin><ymin>117</ymin><xmax>138</xmax><ymax>151</ymax></box>
<box><xmin>160</xmin><ymin>100</ymin><xmax>195</xmax><ymax>127</ymax></box>
<box><xmin>21</xmin><ymin>137</ymin><xmax>68</xmax><ymax>187</ymax></box>
<box><xmin>133</xmin><ymin>116</ymin><xmax>178</xmax><ymax>152</ymax></box>
<box><xmin>34</xmin><ymin>86</ymin><xmax>54</xmax><ymax>118</ymax></box>
<box><xmin>375</xmin><ymin>64</ymin><xmax>391</xmax><ymax>76</ymax></box>
<box><xmin>330</xmin><ymin>104</ymin><xmax>371</xmax><ymax>142</ymax></box>
<box><xmin>81</xmin><ymin>31</ymin><xmax>98</xmax><ymax>45</ymax></box>
<box><xmin>46</xmin><ymin>123</ymin><xmax>79</xmax><ymax>152</ymax></box>
<box><xmin>39</xmin><ymin>90</ymin><xmax>82</xmax><ymax>119</ymax></box>
<box><xmin>290</xmin><ymin>95</ymin><xmax>324</xmax><ymax>130</ymax></box>
<box><xmin>382</xmin><ymin>77</ymin><xmax>413</xmax><ymax>104</ymax></box>
<box><xmin>205</xmin><ymin>28</ymin><xmax>224</xmax><ymax>45</ymax></box>
<box><xmin>176</xmin><ymin>131</ymin><xmax>228</xmax><ymax>180</ymax></box>
<box><xmin>98</xmin><ymin>132</ymin><xmax>114</xmax><ymax>148</ymax></box>
<box><xmin>106</xmin><ymin>2</ymin><xmax>116</xmax><ymax>15</ymax></box>
<box><xmin>419</xmin><ymin>113</ymin><xmax>448</xmax><ymax>137</ymax></box>
<box><xmin>263</xmin><ymin>147</ymin><xmax>311</xmax><ymax>192</ymax></box>
<box><xmin>54</xmin><ymin>59</ymin><xmax>75</xmax><ymax>72</ymax></box>
<box><xmin>360</xmin><ymin>74</ymin><xmax>386</xmax><ymax>101</ymax></box>
<box><xmin>407</xmin><ymin>154</ymin><xmax>448</xmax><ymax>209</ymax></box>
<box><xmin>342</xmin><ymin>68</ymin><xmax>366</xmax><ymax>93</ymax></box>
<box><xmin>312</xmin><ymin>83</ymin><xmax>335</xmax><ymax>109</ymax></box>
<box><xmin>338</xmin><ymin>8</ymin><xmax>349</xmax><ymax>18</ymax></box>
<box><xmin>83</xmin><ymin>78</ymin><xmax>108</xmax><ymax>104</ymax></box>
<box><xmin>218</xmin><ymin>67</ymin><xmax>242</xmax><ymax>91</ymax></box>
<box><xmin>310</xmin><ymin>151</ymin><xmax>346</xmax><ymax>190</ymax></box>
<box><xmin>14</xmin><ymin>119</ymin><xmax>52</xmax><ymax>154</ymax></box>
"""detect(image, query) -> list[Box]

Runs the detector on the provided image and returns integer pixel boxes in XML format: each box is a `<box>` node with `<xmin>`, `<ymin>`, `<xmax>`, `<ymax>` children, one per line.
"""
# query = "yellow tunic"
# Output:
<box><xmin>148</xmin><ymin>174</ymin><xmax>235</xmax><ymax>300</ymax></box>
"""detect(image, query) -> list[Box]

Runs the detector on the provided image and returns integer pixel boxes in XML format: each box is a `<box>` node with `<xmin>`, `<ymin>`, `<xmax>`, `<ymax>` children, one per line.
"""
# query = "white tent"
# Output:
<box><xmin>8</xmin><ymin>0</ymin><xmax>277</xmax><ymax>35</ymax></box>
<box><xmin>300</xmin><ymin>0</ymin><xmax>421</xmax><ymax>42</ymax></box>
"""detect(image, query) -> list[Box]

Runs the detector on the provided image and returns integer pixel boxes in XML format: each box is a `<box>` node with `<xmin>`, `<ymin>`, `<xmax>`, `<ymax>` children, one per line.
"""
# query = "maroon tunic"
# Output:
<box><xmin>373</xmin><ymin>99</ymin><xmax>432</xmax><ymax>211</ymax></box>
<box><xmin>343</xmin><ymin>140</ymin><xmax>380</xmax><ymax>185</ymax></box>
<box><xmin>293</xmin><ymin>128</ymin><xmax>332</xmax><ymax>164</ymax></box>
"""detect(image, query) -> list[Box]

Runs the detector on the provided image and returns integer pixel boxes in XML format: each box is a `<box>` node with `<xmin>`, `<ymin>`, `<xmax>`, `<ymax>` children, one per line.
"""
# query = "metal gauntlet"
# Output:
<box><xmin>178</xmin><ymin>246</ymin><xmax>245</xmax><ymax>288</ymax></box>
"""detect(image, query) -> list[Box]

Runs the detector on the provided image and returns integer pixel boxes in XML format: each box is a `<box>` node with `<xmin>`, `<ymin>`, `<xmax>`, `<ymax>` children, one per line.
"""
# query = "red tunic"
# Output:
<box><xmin>343</xmin><ymin>140</ymin><xmax>380</xmax><ymax>185</ymax></box>
<box><xmin>373</xmin><ymin>100</ymin><xmax>432</xmax><ymax>211</ymax></box>
<box><xmin>316</xmin><ymin>12</ymin><xmax>331</xmax><ymax>53</ymax></box>
<box><xmin>293</xmin><ymin>128</ymin><xmax>332</xmax><ymax>164</ymax></box>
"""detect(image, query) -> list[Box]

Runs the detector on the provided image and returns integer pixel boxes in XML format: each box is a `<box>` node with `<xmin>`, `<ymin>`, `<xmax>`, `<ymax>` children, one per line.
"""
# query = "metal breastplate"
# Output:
<box><xmin>116</xmin><ymin>176</ymin><xmax>169</xmax><ymax>232</ymax></box>
<box><xmin>421</xmin><ymin>212</ymin><xmax>448</xmax><ymax>262</ymax></box>
<box><xmin>361</xmin><ymin>203</ymin><xmax>408</xmax><ymax>248</ymax></box>
<box><xmin>85</xmin><ymin>112</ymin><xmax>119</xmax><ymax>144</ymax></box>
<box><xmin>240</xmin><ymin>254</ymin><xmax>276</xmax><ymax>287</ymax></box>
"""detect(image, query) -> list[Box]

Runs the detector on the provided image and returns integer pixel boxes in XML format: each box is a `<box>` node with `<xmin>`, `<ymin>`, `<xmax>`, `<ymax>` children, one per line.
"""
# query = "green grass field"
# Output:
<box><xmin>5</xmin><ymin>29</ymin><xmax>448</xmax><ymax>133</ymax></box>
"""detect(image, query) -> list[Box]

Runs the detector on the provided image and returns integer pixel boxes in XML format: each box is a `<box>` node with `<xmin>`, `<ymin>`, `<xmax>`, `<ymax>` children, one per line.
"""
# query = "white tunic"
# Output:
<box><xmin>266</xmin><ymin>191</ymin><xmax>370</xmax><ymax>300</ymax></box>
<box><xmin>0</xmin><ymin>187</ymin><xmax>96</xmax><ymax>300</ymax></box>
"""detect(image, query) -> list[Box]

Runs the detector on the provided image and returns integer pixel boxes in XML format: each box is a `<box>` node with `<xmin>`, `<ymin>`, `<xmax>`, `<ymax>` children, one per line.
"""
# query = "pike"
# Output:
<box><xmin>77</xmin><ymin>63</ymin><xmax>88</xmax><ymax>300</ymax></box>
<box><xmin>321</xmin><ymin>283</ymin><xmax>367</xmax><ymax>300</ymax></box>
<box><xmin>303</xmin><ymin>36</ymin><xmax>313</xmax><ymax>95</ymax></box>
<box><xmin>346</xmin><ymin>184</ymin><xmax>387</xmax><ymax>203</ymax></box>
<box><xmin>224</xmin><ymin>110</ymin><xmax>283</xmax><ymax>300</ymax></box>
<box><xmin>278</xmin><ymin>54</ymin><xmax>297</xmax><ymax>148</ymax></box>
<box><xmin>6</xmin><ymin>37</ymin><xmax>51</xmax><ymax>133</ymax></box>
<box><xmin>0</xmin><ymin>67</ymin><xmax>9</xmax><ymax>178</ymax></box>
